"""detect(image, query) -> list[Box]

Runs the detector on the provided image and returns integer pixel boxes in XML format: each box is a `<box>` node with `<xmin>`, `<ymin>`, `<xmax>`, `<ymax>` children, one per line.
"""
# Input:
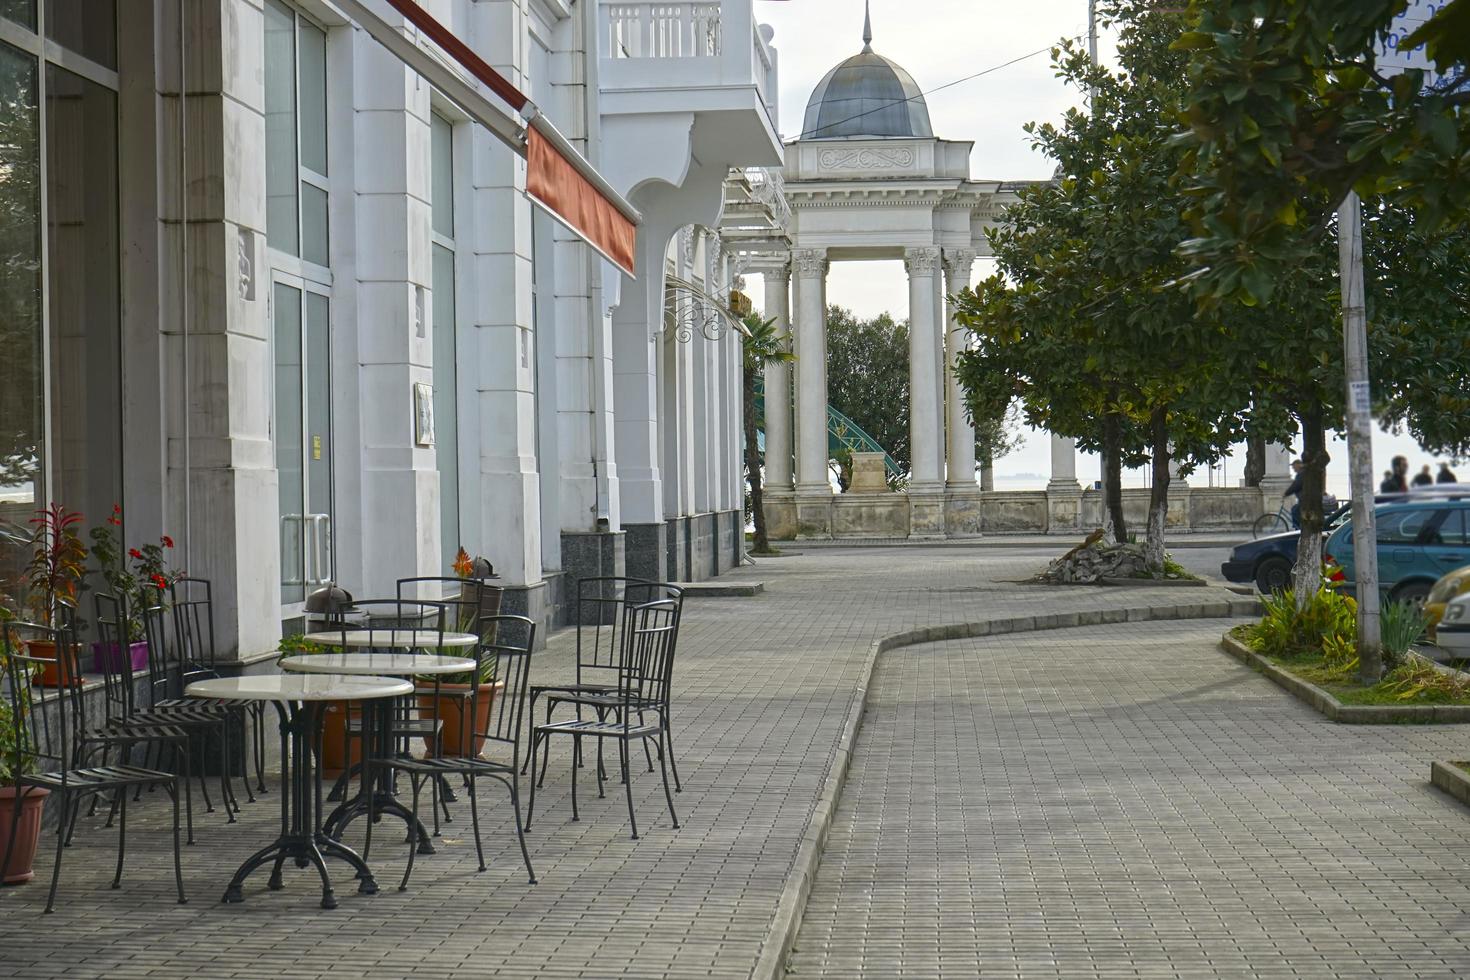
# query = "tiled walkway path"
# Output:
<box><xmin>789</xmin><ymin>620</ymin><xmax>1470</xmax><ymax>979</ymax></box>
<box><xmin>0</xmin><ymin>547</ymin><xmax>1376</xmax><ymax>980</ymax></box>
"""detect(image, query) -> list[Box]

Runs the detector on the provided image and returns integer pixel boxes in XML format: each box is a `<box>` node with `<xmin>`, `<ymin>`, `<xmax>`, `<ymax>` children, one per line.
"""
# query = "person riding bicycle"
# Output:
<box><xmin>1282</xmin><ymin>459</ymin><xmax>1304</xmax><ymax>530</ymax></box>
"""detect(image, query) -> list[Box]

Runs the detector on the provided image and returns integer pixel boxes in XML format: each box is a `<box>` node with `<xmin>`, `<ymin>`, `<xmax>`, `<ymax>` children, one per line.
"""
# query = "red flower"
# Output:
<box><xmin>150</xmin><ymin>574</ymin><xmax>168</xmax><ymax>590</ymax></box>
<box><xmin>128</xmin><ymin>548</ymin><xmax>143</xmax><ymax>560</ymax></box>
<box><xmin>161</xmin><ymin>535</ymin><xmax>174</xmax><ymax>549</ymax></box>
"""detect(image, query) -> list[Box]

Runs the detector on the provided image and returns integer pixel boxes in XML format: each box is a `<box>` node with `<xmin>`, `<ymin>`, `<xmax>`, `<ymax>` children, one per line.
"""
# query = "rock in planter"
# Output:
<box><xmin>1038</xmin><ymin>537</ymin><xmax>1154</xmax><ymax>584</ymax></box>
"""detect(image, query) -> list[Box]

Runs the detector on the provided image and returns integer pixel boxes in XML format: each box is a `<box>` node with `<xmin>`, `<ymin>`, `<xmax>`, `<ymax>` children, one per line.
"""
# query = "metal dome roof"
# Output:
<box><xmin>799</xmin><ymin>4</ymin><xmax>932</xmax><ymax>141</ymax></box>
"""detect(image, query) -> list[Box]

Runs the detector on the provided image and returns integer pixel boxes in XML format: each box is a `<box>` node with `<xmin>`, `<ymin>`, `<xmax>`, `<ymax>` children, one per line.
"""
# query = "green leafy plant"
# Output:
<box><xmin>1249</xmin><ymin>583</ymin><xmax>1358</xmax><ymax>660</ymax></box>
<box><xmin>23</xmin><ymin>503</ymin><xmax>87</xmax><ymax>628</ymax></box>
<box><xmin>0</xmin><ymin>624</ymin><xmax>37</xmax><ymax>785</ymax></box>
<box><xmin>88</xmin><ymin>503</ymin><xmax>142</xmax><ymax>641</ymax></box>
<box><xmin>1380</xmin><ymin>600</ymin><xmax>1430</xmax><ymax>670</ymax></box>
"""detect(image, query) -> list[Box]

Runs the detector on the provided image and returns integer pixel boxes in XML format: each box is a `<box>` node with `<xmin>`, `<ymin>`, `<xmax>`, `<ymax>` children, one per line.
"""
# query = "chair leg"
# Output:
<box><xmin>44</xmin><ymin>792</ymin><xmax>67</xmax><ymax>913</ymax></box>
<box><xmin>111</xmin><ymin>790</ymin><xmax>127</xmax><ymax>889</ymax></box>
<box><xmin>655</xmin><ymin>731</ymin><xmax>679</xmax><ymax>829</ymax></box>
<box><xmin>467</xmin><ymin>775</ymin><xmax>485</xmax><ymax>873</ymax></box>
<box><xmin>253</xmin><ymin>703</ymin><xmax>269</xmax><ymax>794</ymax></box>
<box><xmin>237</xmin><ymin>709</ymin><xmax>256</xmax><ymax>804</ymax></box>
<box><xmin>220</xmin><ymin>725</ymin><xmax>238</xmax><ymax>822</ymax></box>
<box><xmin>570</xmin><ymin>735</ymin><xmax>580</xmax><ymax>822</ymax></box>
<box><xmin>520</xmin><ymin>693</ymin><xmax>540</xmax><ymax>775</ymax></box>
<box><xmin>171</xmin><ymin>781</ymin><xmax>187</xmax><ymax>904</ymax></box>
<box><xmin>664</xmin><ymin>719</ymin><xmax>683</xmax><ymax>793</ymax></box>
<box><xmin>525</xmin><ymin>735</ymin><xmax>540</xmax><ymax>831</ymax></box>
<box><xmin>507</xmin><ymin>777</ymin><xmax>536</xmax><ymax>885</ymax></box>
<box><xmin>399</xmin><ymin>775</ymin><xmax>424</xmax><ymax>892</ymax></box>
<box><xmin>179</xmin><ymin>741</ymin><xmax>196</xmax><ymax>845</ymax></box>
<box><xmin>620</xmin><ymin>738</ymin><xmax>638</xmax><ymax>841</ymax></box>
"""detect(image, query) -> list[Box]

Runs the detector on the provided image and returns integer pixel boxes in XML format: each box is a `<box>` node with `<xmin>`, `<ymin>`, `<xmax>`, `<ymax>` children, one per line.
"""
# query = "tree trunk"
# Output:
<box><xmin>1243</xmin><ymin>427</ymin><xmax>1266</xmax><ymax>488</ymax></box>
<box><xmin>1101</xmin><ymin>412</ymin><xmax>1127</xmax><ymax>544</ymax></box>
<box><xmin>744</xmin><ymin>366</ymin><xmax>770</xmax><ymax>554</ymax></box>
<box><xmin>1143</xmin><ymin>407</ymin><xmax>1171</xmax><ymax>573</ymax></box>
<box><xmin>1291</xmin><ymin>401</ymin><xmax>1329</xmax><ymax>607</ymax></box>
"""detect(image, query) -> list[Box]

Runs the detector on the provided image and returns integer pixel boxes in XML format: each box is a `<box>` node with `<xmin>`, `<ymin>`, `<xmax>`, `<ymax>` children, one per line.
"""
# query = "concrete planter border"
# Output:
<box><xmin>1218</xmin><ymin>632</ymin><xmax>1470</xmax><ymax>724</ymax></box>
<box><xmin>750</xmin><ymin>594</ymin><xmax>1262</xmax><ymax>980</ymax></box>
<box><xmin>1430</xmin><ymin>761</ymin><xmax>1470</xmax><ymax>809</ymax></box>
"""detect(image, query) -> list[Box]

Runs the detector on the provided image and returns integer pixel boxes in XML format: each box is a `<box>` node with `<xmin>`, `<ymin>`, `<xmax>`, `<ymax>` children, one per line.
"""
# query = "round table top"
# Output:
<box><xmin>279</xmin><ymin>652</ymin><xmax>477</xmax><ymax>677</ymax></box>
<box><xmin>185</xmin><ymin>674</ymin><xmax>412</xmax><ymax>703</ymax></box>
<box><xmin>311</xmin><ymin>629</ymin><xmax>479</xmax><ymax>649</ymax></box>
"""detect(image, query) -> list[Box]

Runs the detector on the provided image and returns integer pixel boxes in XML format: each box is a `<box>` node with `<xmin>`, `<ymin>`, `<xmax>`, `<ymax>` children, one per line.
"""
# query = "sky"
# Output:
<box><xmin>751</xmin><ymin>0</ymin><xmax>1438</xmax><ymax>498</ymax></box>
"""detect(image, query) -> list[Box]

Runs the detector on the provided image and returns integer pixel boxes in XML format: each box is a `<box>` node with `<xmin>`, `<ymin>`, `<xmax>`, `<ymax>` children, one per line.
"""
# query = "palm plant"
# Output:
<box><xmin>741</xmin><ymin>312</ymin><xmax>794</xmax><ymax>555</ymax></box>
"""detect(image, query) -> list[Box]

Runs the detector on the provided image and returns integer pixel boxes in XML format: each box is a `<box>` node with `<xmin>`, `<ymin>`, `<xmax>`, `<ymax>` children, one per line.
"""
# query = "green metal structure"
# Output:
<box><xmin>752</xmin><ymin>376</ymin><xmax>902</xmax><ymax>479</ymax></box>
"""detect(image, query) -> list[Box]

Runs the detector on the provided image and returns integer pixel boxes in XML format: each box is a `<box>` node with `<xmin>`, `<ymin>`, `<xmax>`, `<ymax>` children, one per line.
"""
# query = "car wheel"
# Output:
<box><xmin>1255</xmin><ymin>557</ymin><xmax>1293</xmax><ymax>595</ymax></box>
<box><xmin>1390</xmin><ymin>581</ymin><xmax>1433</xmax><ymax>608</ymax></box>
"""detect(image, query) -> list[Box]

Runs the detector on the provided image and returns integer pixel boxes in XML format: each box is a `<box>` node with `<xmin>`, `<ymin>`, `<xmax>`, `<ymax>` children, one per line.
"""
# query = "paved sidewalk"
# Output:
<box><xmin>789</xmin><ymin>620</ymin><xmax>1470</xmax><ymax>979</ymax></box>
<box><xmin>2</xmin><ymin>549</ymin><xmax>1250</xmax><ymax>979</ymax></box>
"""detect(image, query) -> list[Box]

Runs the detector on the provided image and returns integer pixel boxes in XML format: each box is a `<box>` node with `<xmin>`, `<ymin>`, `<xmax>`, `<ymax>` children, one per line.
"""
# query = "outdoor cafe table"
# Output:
<box><xmin>279</xmin><ymin>652</ymin><xmax>477</xmax><ymax>851</ymax></box>
<box><xmin>311</xmin><ymin>629</ymin><xmax>479</xmax><ymax>649</ymax></box>
<box><xmin>184</xmin><ymin>673</ymin><xmax>412</xmax><ymax>909</ymax></box>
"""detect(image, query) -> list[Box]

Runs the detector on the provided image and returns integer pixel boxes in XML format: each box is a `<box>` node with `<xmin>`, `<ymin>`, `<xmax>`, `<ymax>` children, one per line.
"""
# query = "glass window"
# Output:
<box><xmin>0</xmin><ymin>1</ymin><xmax>34</xmax><ymax>30</ymax></box>
<box><xmin>0</xmin><ymin>39</ymin><xmax>41</xmax><ymax>550</ymax></box>
<box><xmin>1378</xmin><ymin>508</ymin><xmax>1437</xmax><ymax>545</ymax></box>
<box><xmin>1431</xmin><ymin>510</ymin><xmax>1468</xmax><ymax>547</ymax></box>
<box><xmin>263</xmin><ymin>0</ymin><xmax>298</xmax><ymax>256</ymax></box>
<box><xmin>430</xmin><ymin>112</ymin><xmax>453</xmax><ymax>239</ymax></box>
<box><xmin>297</xmin><ymin>18</ymin><xmax>326</xmax><ymax>177</ymax></box>
<box><xmin>45</xmin><ymin>63</ymin><xmax>121</xmax><ymax>526</ymax></box>
<box><xmin>45</xmin><ymin>0</ymin><xmax>116</xmax><ymax>71</ymax></box>
<box><xmin>274</xmin><ymin>282</ymin><xmax>305</xmax><ymax>604</ymax></box>
<box><xmin>301</xmin><ymin>182</ymin><xmax>328</xmax><ymax>265</ymax></box>
<box><xmin>432</xmin><ymin>244</ymin><xmax>459</xmax><ymax>568</ymax></box>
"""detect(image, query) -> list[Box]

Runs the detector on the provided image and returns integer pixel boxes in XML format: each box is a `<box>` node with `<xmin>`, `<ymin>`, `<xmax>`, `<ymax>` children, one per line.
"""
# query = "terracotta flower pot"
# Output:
<box><xmin>90</xmin><ymin>640</ymin><xmax>149</xmax><ymax>674</ymax></box>
<box><xmin>26</xmin><ymin>640</ymin><xmax>81</xmax><ymax>688</ymax></box>
<box><xmin>319</xmin><ymin>699</ymin><xmax>363</xmax><ymax>779</ymax></box>
<box><xmin>418</xmin><ymin>681</ymin><xmax>502</xmax><ymax>759</ymax></box>
<box><xmin>0</xmin><ymin>786</ymin><xmax>50</xmax><ymax>885</ymax></box>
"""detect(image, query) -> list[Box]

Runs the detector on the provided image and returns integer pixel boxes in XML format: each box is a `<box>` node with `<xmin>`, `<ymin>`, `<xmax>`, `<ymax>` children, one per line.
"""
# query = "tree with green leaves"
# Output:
<box><xmin>1173</xmin><ymin>0</ymin><xmax>1470</xmax><ymax>304</ymax></box>
<box><xmin>956</xmin><ymin>1</ymin><xmax>1253</xmax><ymax>570</ymax></box>
<box><xmin>825</xmin><ymin>306</ymin><xmax>910</xmax><ymax>483</ymax></box>
<box><xmin>742</xmin><ymin>312</ymin><xmax>794</xmax><ymax>555</ymax></box>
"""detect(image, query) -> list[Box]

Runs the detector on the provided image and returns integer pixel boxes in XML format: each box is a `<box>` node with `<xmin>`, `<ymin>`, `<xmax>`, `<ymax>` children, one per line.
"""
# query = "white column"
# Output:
<box><xmin>792</xmin><ymin>248</ymin><xmax>830</xmax><ymax>494</ymax></box>
<box><xmin>1260</xmin><ymin>441</ymin><xmax>1294</xmax><ymax>493</ymax></box>
<box><xmin>763</xmin><ymin>264</ymin><xmax>793</xmax><ymax>491</ymax></box>
<box><xmin>943</xmin><ymin>249</ymin><xmax>977</xmax><ymax>489</ymax></box>
<box><xmin>905</xmin><ymin>247</ymin><xmax>944</xmax><ymax>489</ymax></box>
<box><xmin>1048</xmin><ymin>434</ymin><xmax>1080</xmax><ymax>491</ymax></box>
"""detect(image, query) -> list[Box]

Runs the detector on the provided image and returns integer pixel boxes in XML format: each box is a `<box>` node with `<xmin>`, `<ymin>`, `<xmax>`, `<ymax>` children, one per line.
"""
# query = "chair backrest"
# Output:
<box><xmin>445</xmin><ymin>614</ymin><xmax>536</xmax><ymax>762</ymax></box>
<box><xmin>396</xmin><ymin>576</ymin><xmax>503</xmax><ymax>638</ymax></box>
<box><xmin>616</xmin><ymin>599</ymin><xmax>680</xmax><ymax>720</ymax></box>
<box><xmin>2</xmin><ymin>620</ymin><xmax>82</xmax><ymax>779</ymax></box>
<box><xmin>170</xmin><ymin>577</ymin><xmax>216</xmax><ymax>669</ymax></box>
<box><xmin>93</xmin><ymin>591</ymin><xmax>139</xmax><ymax>720</ymax></box>
<box><xmin>336</xmin><ymin>598</ymin><xmax>447</xmax><ymax>650</ymax></box>
<box><xmin>140</xmin><ymin>600</ymin><xmax>180</xmax><ymax>706</ymax></box>
<box><xmin>573</xmin><ymin>577</ymin><xmax>684</xmax><ymax>684</ymax></box>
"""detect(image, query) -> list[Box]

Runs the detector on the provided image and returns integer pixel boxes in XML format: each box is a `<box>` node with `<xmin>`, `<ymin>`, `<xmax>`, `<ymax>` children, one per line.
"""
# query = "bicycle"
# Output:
<box><xmin>1252</xmin><ymin>502</ymin><xmax>1294</xmax><ymax>539</ymax></box>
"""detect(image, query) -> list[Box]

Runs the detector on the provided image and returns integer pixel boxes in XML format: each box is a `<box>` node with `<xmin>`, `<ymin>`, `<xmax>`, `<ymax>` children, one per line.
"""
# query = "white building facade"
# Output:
<box><xmin>0</xmin><ymin>0</ymin><xmax>779</xmax><ymax>658</ymax></box>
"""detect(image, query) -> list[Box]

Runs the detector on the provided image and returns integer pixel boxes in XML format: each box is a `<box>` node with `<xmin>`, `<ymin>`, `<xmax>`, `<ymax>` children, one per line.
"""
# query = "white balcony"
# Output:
<box><xmin>598</xmin><ymin>0</ymin><xmax>782</xmax><ymax>168</ymax></box>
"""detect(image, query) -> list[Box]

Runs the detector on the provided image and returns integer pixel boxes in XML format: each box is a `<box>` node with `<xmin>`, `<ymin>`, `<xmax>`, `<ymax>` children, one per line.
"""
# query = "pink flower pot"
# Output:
<box><xmin>0</xmin><ymin>786</ymin><xmax>50</xmax><ymax>884</ymax></box>
<box><xmin>91</xmin><ymin>640</ymin><xmax>149</xmax><ymax>674</ymax></box>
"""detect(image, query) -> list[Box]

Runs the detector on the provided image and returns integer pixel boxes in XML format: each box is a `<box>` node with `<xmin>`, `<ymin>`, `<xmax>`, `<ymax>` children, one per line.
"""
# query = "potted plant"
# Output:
<box><xmin>276</xmin><ymin>632</ymin><xmax>362</xmax><ymax>777</ymax></box>
<box><xmin>0</xmin><ymin>612</ymin><xmax>49</xmax><ymax>884</ymax></box>
<box><xmin>420</xmin><ymin>549</ymin><xmax>502</xmax><ymax>757</ymax></box>
<box><xmin>87</xmin><ymin>504</ymin><xmax>148</xmax><ymax>673</ymax></box>
<box><xmin>22</xmin><ymin>503</ymin><xmax>87</xmax><ymax>687</ymax></box>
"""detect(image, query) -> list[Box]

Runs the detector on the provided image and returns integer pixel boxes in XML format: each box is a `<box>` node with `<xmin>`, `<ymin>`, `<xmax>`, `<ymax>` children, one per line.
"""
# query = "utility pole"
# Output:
<box><xmin>1088</xmin><ymin>0</ymin><xmax>1098</xmax><ymax>66</ymax></box>
<box><xmin>1338</xmin><ymin>191</ymin><xmax>1383</xmax><ymax>681</ymax></box>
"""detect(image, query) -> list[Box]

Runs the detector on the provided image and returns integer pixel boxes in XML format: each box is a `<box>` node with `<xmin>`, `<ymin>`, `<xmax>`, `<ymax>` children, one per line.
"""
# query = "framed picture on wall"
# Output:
<box><xmin>413</xmin><ymin>382</ymin><xmax>435</xmax><ymax>447</ymax></box>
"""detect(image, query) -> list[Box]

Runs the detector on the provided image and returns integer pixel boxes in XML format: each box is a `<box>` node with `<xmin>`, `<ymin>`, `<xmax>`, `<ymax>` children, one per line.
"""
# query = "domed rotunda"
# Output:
<box><xmin>800</xmin><ymin>6</ymin><xmax>932</xmax><ymax>140</ymax></box>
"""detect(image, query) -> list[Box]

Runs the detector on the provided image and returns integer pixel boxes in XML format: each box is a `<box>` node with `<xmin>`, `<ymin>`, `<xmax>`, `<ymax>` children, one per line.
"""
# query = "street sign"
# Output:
<box><xmin>1378</xmin><ymin>1</ymin><xmax>1457</xmax><ymax>87</ymax></box>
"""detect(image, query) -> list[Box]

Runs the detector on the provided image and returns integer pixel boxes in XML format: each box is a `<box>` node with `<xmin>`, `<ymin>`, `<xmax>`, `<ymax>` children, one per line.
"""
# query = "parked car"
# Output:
<box><xmin>1324</xmin><ymin>491</ymin><xmax>1470</xmax><ymax>604</ymax></box>
<box><xmin>1425</xmin><ymin>563</ymin><xmax>1470</xmax><ymax>640</ymax></box>
<box><xmin>1222</xmin><ymin>503</ymin><xmax>1352</xmax><ymax>593</ymax></box>
<box><xmin>1434</xmin><ymin>592</ymin><xmax>1470</xmax><ymax>657</ymax></box>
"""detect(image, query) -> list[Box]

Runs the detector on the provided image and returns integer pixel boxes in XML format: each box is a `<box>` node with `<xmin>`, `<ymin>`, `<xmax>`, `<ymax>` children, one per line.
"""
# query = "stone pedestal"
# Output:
<box><xmin>944</xmin><ymin>489</ymin><xmax>984</xmax><ymax>537</ymax></box>
<box><xmin>762</xmin><ymin>489</ymin><xmax>798</xmax><ymax>541</ymax></box>
<box><xmin>1046</xmin><ymin>487</ymin><xmax>1084</xmax><ymax>533</ymax></box>
<box><xmin>848</xmin><ymin>452</ymin><xmax>889</xmax><ymax>494</ymax></box>
<box><xmin>909</xmin><ymin>490</ymin><xmax>947</xmax><ymax>539</ymax></box>
<box><xmin>794</xmin><ymin>492</ymin><xmax>834</xmax><ymax>539</ymax></box>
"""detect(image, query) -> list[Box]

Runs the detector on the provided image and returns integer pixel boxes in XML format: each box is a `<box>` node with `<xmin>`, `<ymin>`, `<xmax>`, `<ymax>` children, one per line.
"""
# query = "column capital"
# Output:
<box><xmin>903</xmin><ymin>245</ymin><xmax>942</xmax><ymax>277</ymax></box>
<box><xmin>791</xmin><ymin>247</ymin><xmax>828</xmax><ymax>279</ymax></box>
<box><xmin>766</xmin><ymin>260</ymin><xmax>792</xmax><ymax>286</ymax></box>
<box><xmin>942</xmin><ymin>247</ymin><xmax>977</xmax><ymax>284</ymax></box>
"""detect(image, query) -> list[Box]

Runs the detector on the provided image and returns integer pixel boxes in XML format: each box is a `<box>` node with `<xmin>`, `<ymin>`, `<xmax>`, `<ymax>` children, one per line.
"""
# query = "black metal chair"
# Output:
<box><xmin>1</xmin><ymin>620</ymin><xmax>186</xmax><ymax>913</ymax></box>
<box><xmin>527</xmin><ymin>599</ymin><xmax>680</xmax><ymax>840</ymax></box>
<box><xmin>396</xmin><ymin>576</ymin><xmax>503</xmax><ymax>637</ymax></box>
<box><xmin>172</xmin><ymin>577</ymin><xmax>263</xmax><ymax>802</ymax></box>
<box><xmin>533</xmin><ymin>580</ymin><xmax>687</xmax><ymax>791</ymax></box>
<box><xmin>365</xmin><ymin>614</ymin><xmax>538</xmax><ymax>889</ymax></box>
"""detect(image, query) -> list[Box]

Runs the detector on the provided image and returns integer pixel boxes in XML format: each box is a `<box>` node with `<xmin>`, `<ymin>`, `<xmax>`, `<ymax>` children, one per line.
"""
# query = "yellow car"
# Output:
<box><xmin>1426</xmin><ymin>564</ymin><xmax>1470</xmax><ymax>641</ymax></box>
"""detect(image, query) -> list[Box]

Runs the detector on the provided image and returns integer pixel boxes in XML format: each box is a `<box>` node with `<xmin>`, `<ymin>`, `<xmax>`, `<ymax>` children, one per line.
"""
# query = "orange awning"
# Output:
<box><xmin>338</xmin><ymin>0</ymin><xmax>639</xmax><ymax>276</ymax></box>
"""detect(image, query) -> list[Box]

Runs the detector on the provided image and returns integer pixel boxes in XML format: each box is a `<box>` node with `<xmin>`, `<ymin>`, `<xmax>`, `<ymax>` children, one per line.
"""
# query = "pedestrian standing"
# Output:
<box><xmin>1439</xmin><ymin>462</ymin><xmax>1459</xmax><ymax>484</ymax></box>
<box><xmin>1412</xmin><ymin>464</ymin><xmax>1435</xmax><ymax>487</ymax></box>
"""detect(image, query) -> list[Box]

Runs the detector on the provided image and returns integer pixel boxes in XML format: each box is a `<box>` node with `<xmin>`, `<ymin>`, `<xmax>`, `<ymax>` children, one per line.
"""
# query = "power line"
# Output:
<box><xmin>799</xmin><ymin>33</ymin><xmax>1087</xmax><ymax>140</ymax></box>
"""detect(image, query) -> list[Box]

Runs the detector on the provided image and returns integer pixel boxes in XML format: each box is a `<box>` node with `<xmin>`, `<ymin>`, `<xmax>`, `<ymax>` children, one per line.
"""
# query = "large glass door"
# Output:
<box><xmin>272</xmin><ymin>277</ymin><xmax>332</xmax><ymax>608</ymax></box>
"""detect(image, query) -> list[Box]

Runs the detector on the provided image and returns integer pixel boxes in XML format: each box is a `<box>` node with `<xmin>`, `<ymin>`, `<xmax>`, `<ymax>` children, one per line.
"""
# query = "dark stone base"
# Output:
<box><xmin>624</xmin><ymin>522</ymin><xmax>668</xmax><ymax>583</ymax></box>
<box><xmin>560</xmin><ymin>529</ymin><xmax>627</xmax><ymax>626</ymax></box>
<box><xmin>499</xmin><ymin>576</ymin><xmax>561</xmax><ymax>647</ymax></box>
